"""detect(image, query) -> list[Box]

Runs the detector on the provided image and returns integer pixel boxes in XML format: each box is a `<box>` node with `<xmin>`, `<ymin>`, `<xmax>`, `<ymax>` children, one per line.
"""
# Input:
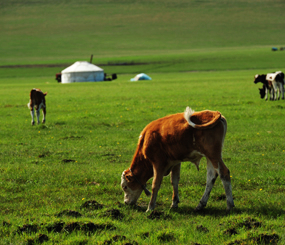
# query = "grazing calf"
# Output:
<box><xmin>121</xmin><ymin>107</ymin><xmax>234</xmax><ymax>212</ymax></box>
<box><xmin>27</xmin><ymin>88</ymin><xmax>47</xmax><ymax>125</ymax></box>
<box><xmin>258</xmin><ymin>84</ymin><xmax>266</xmax><ymax>99</ymax></box>
<box><xmin>254</xmin><ymin>71</ymin><xmax>284</xmax><ymax>100</ymax></box>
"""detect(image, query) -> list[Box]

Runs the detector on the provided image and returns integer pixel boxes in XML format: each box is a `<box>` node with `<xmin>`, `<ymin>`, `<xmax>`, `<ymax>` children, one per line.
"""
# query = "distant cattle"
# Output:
<box><xmin>27</xmin><ymin>88</ymin><xmax>47</xmax><ymax>125</ymax></box>
<box><xmin>254</xmin><ymin>71</ymin><xmax>284</xmax><ymax>100</ymax></box>
<box><xmin>121</xmin><ymin>107</ymin><xmax>234</xmax><ymax>212</ymax></box>
<box><xmin>55</xmin><ymin>73</ymin><xmax>62</xmax><ymax>83</ymax></box>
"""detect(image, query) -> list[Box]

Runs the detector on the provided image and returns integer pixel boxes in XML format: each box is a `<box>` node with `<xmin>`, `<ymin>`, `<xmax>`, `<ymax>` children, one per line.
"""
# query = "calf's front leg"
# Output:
<box><xmin>265</xmin><ymin>88</ymin><xmax>268</xmax><ymax>100</ymax></box>
<box><xmin>170</xmin><ymin>163</ymin><xmax>181</xmax><ymax>208</ymax></box>
<box><xmin>30</xmin><ymin>108</ymin><xmax>35</xmax><ymax>125</ymax></box>
<box><xmin>146</xmin><ymin>168</ymin><xmax>164</xmax><ymax>212</ymax></box>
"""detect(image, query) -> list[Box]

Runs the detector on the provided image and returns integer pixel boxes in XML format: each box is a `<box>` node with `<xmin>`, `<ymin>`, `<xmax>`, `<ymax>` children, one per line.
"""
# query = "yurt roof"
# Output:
<box><xmin>62</xmin><ymin>61</ymin><xmax>103</xmax><ymax>73</ymax></box>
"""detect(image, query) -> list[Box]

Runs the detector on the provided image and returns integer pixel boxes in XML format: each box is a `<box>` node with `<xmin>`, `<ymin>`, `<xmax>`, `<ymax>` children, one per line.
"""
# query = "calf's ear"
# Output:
<box><xmin>143</xmin><ymin>188</ymin><xmax>151</xmax><ymax>196</ymax></box>
<box><xmin>125</xmin><ymin>174</ymin><xmax>134</xmax><ymax>183</ymax></box>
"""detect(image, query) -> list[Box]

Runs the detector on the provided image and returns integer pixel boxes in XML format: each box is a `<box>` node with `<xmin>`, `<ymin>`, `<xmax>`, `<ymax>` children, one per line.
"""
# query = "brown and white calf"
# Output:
<box><xmin>121</xmin><ymin>107</ymin><xmax>234</xmax><ymax>212</ymax></box>
<box><xmin>27</xmin><ymin>88</ymin><xmax>47</xmax><ymax>125</ymax></box>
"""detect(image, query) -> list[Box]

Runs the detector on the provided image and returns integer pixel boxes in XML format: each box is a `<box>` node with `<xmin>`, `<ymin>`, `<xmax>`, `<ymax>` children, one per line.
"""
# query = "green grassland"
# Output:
<box><xmin>1</xmin><ymin>0</ymin><xmax>285</xmax><ymax>65</ymax></box>
<box><xmin>1</xmin><ymin>71</ymin><xmax>285</xmax><ymax>244</ymax></box>
<box><xmin>1</xmin><ymin>0</ymin><xmax>285</xmax><ymax>244</ymax></box>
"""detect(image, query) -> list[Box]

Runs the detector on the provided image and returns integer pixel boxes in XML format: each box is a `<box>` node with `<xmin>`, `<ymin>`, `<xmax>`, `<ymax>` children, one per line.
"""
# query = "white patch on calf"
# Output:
<box><xmin>266</xmin><ymin>73</ymin><xmax>277</xmax><ymax>82</ymax></box>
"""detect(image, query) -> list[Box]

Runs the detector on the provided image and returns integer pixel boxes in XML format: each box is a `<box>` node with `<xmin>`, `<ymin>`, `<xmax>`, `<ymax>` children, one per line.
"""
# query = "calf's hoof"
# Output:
<box><xmin>170</xmin><ymin>204</ymin><xmax>179</xmax><ymax>209</ymax></box>
<box><xmin>226</xmin><ymin>207</ymin><xmax>235</xmax><ymax>215</ymax></box>
<box><xmin>146</xmin><ymin>205</ymin><xmax>155</xmax><ymax>213</ymax></box>
<box><xmin>170</xmin><ymin>200</ymin><xmax>180</xmax><ymax>209</ymax></box>
<box><xmin>194</xmin><ymin>202</ymin><xmax>206</xmax><ymax>212</ymax></box>
<box><xmin>227</xmin><ymin>201</ymin><xmax>235</xmax><ymax>211</ymax></box>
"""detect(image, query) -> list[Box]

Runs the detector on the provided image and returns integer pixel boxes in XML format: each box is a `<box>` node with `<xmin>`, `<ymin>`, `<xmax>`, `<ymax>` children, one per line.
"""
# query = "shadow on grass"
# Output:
<box><xmin>231</xmin><ymin>205</ymin><xmax>284</xmax><ymax>218</ymax></box>
<box><xmin>170</xmin><ymin>204</ymin><xmax>284</xmax><ymax>218</ymax></box>
<box><xmin>170</xmin><ymin>206</ymin><xmax>230</xmax><ymax>217</ymax></box>
<box><xmin>126</xmin><ymin>204</ymin><xmax>147</xmax><ymax>212</ymax></box>
<box><xmin>118</xmin><ymin>200</ymin><xmax>284</xmax><ymax>218</ymax></box>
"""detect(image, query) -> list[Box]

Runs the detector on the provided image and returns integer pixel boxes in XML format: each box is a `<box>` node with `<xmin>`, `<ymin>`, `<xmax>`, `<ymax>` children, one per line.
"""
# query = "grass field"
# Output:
<box><xmin>1</xmin><ymin>0</ymin><xmax>285</xmax><ymax>244</ymax></box>
<box><xmin>1</xmin><ymin>71</ymin><xmax>285</xmax><ymax>244</ymax></box>
<box><xmin>1</xmin><ymin>0</ymin><xmax>285</xmax><ymax>65</ymax></box>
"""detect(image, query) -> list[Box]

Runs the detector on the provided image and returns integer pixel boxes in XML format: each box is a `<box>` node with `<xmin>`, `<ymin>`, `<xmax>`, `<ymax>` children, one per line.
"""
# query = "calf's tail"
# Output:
<box><xmin>184</xmin><ymin>107</ymin><xmax>196</xmax><ymax>127</ymax></box>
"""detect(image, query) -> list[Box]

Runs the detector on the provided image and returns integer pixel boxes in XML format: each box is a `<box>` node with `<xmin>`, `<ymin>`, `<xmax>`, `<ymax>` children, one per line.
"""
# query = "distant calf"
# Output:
<box><xmin>254</xmin><ymin>71</ymin><xmax>284</xmax><ymax>100</ymax></box>
<box><xmin>27</xmin><ymin>88</ymin><xmax>47</xmax><ymax>125</ymax></box>
<box><xmin>121</xmin><ymin>107</ymin><xmax>234</xmax><ymax>212</ymax></box>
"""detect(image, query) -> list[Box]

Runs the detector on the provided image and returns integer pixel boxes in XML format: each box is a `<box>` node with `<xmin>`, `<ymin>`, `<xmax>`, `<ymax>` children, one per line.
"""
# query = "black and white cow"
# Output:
<box><xmin>254</xmin><ymin>71</ymin><xmax>284</xmax><ymax>100</ymax></box>
<box><xmin>27</xmin><ymin>88</ymin><xmax>47</xmax><ymax>125</ymax></box>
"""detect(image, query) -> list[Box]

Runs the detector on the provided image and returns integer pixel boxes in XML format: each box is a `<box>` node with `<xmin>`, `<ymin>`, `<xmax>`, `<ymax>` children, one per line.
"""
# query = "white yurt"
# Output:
<box><xmin>61</xmin><ymin>61</ymin><xmax>104</xmax><ymax>83</ymax></box>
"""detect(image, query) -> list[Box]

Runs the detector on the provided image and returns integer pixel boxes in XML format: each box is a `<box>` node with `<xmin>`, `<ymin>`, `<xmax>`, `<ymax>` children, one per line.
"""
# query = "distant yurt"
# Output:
<box><xmin>61</xmin><ymin>61</ymin><xmax>104</xmax><ymax>83</ymax></box>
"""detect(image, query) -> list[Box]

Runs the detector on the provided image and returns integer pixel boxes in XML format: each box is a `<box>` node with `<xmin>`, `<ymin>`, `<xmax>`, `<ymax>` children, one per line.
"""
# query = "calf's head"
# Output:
<box><xmin>121</xmin><ymin>170</ymin><xmax>144</xmax><ymax>205</ymax></box>
<box><xmin>254</xmin><ymin>74</ymin><xmax>261</xmax><ymax>84</ymax></box>
<box><xmin>259</xmin><ymin>86</ymin><xmax>265</xmax><ymax>99</ymax></box>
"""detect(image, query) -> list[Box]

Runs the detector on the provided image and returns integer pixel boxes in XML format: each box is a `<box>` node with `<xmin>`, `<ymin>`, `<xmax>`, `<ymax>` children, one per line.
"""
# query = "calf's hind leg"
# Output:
<box><xmin>195</xmin><ymin>158</ymin><xmax>218</xmax><ymax>211</ymax></box>
<box><xmin>42</xmin><ymin>106</ymin><xmax>46</xmax><ymax>123</ymax></box>
<box><xmin>196</xmin><ymin>157</ymin><xmax>234</xmax><ymax>211</ymax></box>
<box><xmin>218</xmin><ymin>158</ymin><xmax>234</xmax><ymax>211</ymax></box>
<box><xmin>30</xmin><ymin>108</ymin><xmax>35</xmax><ymax>125</ymax></box>
<box><xmin>279</xmin><ymin>83</ymin><xmax>284</xmax><ymax>100</ymax></box>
